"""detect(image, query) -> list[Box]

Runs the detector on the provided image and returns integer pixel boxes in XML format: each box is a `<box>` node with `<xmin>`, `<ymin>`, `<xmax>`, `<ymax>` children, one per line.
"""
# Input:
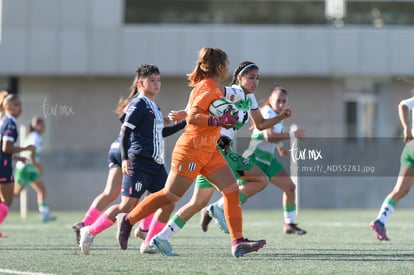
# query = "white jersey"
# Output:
<box><xmin>219</xmin><ymin>85</ymin><xmax>250</xmax><ymax>140</ymax></box>
<box><xmin>18</xmin><ymin>131</ymin><xmax>42</xmax><ymax>168</ymax></box>
<box><xmin>400</xmin><ymin>96</ymin><xmax>414</xmax><ymax>135</ymax></box>
<box><xmin>243</xmin><ymin>105</ymin><xmax>283</xmax><ymax>165</ymax></box>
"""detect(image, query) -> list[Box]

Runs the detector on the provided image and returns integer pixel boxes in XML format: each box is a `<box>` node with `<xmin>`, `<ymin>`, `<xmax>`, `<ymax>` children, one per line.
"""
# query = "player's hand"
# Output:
<box><xmin>277</xmin><ymin>147</ymin><xmax>289</xmax><ymax>156</ymax></box>
<box><xmin>14</xmin><ymin>156</ymin><xmax>27</xmax><ymax>163</ymax></box>
<box><xmin>280</xmin><ymin>107</ymin><xmax>292</xmax><ymax>119</ymax></box>
<box><xmin>219</xmin><ymin>106</ymin><xmax>238</xmax><ymax>129</ymax></box>
<box><xmin>25</xmin><ymin>145</ymin><xmax>36</xmax><ymax>152</ymax></box>
<box><xmin>294</xmin><ymin>128</ymin><xmax>306</xmax><ymax>139</ymax></box>
<box><xmin>168</xmin><ymin>110</ymin><xmax>187</xmax><ymax>122</ymax></box>
<box><xmin>217</xmin><ymin>136</ymin><xmax>232</xmax><ymax>155</ymax></box>
<box><xmin>403</xmin><ymin>128</ymin><xmax>413</xmax><ymax>144</ymax></box>
<box><xmin>122</xmin><ymin>160</ymin><xmax>132</xmax><ymax>176</ymax></box>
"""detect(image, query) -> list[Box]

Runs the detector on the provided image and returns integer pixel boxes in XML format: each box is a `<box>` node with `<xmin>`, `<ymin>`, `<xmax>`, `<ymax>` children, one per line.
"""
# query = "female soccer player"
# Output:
<box><xmin>72</xmin><ymin>81</ymin><xmax>159</xmax><ymax>249</ymax></box>
<box><xmin>146</xmin><ymin>61</ymin><xmax>292</xmax><ymax>256</ymax></box>
<box><xmin>117</xmin><ymin>48</ymin><xmax>268</xmax><ymax>258</ymax></box>
<box><xmin>0</xmin><ymin>91</ymin><xmax>35</xmax><ymax>237</ymax></box>
<box><xmin>78</xmin><ymin>64</ymin><xmax>184</xmax><ymax>255</ymax></box>
<box><xmin>14</xmin><ymin>116</ymin><xmax>57</xmax><ymax>222</ymax></box>
<box><xmin>203</xmin><ymin>84</ymin><xmax>306</xmax><ymax>235</ymax></box>
<box><xmin>370</xmin><ymin>89</ymin><xmax>414</xmax><ymax>241</ymax></box>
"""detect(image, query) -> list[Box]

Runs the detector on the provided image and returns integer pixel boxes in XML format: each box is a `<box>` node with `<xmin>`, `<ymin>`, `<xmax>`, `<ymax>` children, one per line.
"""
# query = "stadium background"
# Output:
<box><xmin>1</xmin><ymin>0</ymin><xmax>414</xmax><ymax>211</ymax></box>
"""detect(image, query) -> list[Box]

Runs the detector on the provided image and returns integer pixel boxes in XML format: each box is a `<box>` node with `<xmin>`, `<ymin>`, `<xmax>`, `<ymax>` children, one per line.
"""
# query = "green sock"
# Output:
<box><xmin>239</xmin><ymin>192</ymin><xmax>248</xmax><ymax>204</ymax></box>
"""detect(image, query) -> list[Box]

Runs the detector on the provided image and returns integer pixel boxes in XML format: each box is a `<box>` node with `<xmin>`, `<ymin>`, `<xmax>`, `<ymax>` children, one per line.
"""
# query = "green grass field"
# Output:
<box><xmin>1</xmin><ymin>209</ymin><xmax>414</xmax><ymax>274</ymax></box>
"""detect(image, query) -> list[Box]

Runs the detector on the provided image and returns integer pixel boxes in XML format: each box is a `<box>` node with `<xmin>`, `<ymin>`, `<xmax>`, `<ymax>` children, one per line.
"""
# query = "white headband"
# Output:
<box><xmin>238</xmin><ymin>63</ymin><xmax>257</xmax><ymax>76</ymax></box>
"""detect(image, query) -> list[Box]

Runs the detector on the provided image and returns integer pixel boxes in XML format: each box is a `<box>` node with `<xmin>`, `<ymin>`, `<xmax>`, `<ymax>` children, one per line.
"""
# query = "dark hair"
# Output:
<box><xmin>263</xmin><ymin>83</ymin><xmax>288</xmax><ymax>107</ymax></box>
<box><xmin>187</xmin><ymin>47</ymin><xmax>228</xmax><ymax>87</ymax></box>
<box><xmin>116</xmin><ymin>64</ymin><xmax>160</xmax><ymax>114</ymax></box>
<box><xmin>29</xmin><ymin>116</ymin><xmax>44</xmax><ymax>133</ymax></box>
<box><xmin>230</xmin><ymin>61</ymin><xmax>259</xmax><ymax>85</ymax></box>
<box><xmin>137</xmin><ymin>64</ymin><xmax>160</xmax><ymax>79</ymax></box>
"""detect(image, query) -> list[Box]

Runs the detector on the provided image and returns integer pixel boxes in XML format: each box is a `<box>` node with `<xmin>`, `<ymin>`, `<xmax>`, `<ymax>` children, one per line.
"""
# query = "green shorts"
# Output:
<box><xmin>247</xmin><ymin>153</ymin><xmax>284</xmax><ymax>179</ymax></box>
<box><xmin>400</xmin><ymin>141</ymin><xmax>414</xmax><ymax>168</ymax></box>
<box><xmin>195</xmin><ymin>146</ymin><xmax>254</xmax><ymax>189</ymax></box>
<box><xmin>15</xmin><ymin>163</ymin><xmax>41</xmax><ymax>188</ymax></box>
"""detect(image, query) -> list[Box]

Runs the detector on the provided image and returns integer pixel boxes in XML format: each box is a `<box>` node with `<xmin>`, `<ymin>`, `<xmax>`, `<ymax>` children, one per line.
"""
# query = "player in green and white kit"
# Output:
<box><xmin>370</xmin><ymin>90</ymin><xmax>414</xmax><ymax>241</ymax></box>
<box><xmin>239</xmin><ymin>85</ymin><xmax>306</xmax><ymax>235</ymax></box>
<box><xmin>14</xmin><ymin>117</ymin><xmax>56</xmax><ymax>222</ymax></box>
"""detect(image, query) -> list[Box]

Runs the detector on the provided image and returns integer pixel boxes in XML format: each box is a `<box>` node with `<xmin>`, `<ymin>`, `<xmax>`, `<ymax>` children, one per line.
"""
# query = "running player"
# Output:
<box><xmin>147</xmin><ymin>61</ymin><xmax>292</xmax><ymax>255</ymax></box>
<box><xmin>14</xmin><ymin>116</ymin><xmax>57</xmax><ymax>222</ymax></box>
<box><xmin>79</xmin><ymin>64</ymin><xmax>184</xmax><ymax>255</ymax></box>
<box><xmin>370</xmin><ymin>89</ymin><xmax>414</xmax><ymax>241</ymax></box>
<box><xmin>116</xmin><ymin>48</ymin><xmax>267</xmax><ymax>258</ymax></box>
<box><xmin>0</xmin><ymin>91</ymin><xmax>35</xmax><ymax>237</ymax></box>
<box><xmin>204</xmin><ymin>84</ymin><xmax>307</xmax><ymax>235</ymax></box>
<box><xmin>71</xmin><ymin>87</ymin><xmax>156</xmax><ymax>249</ymax></box>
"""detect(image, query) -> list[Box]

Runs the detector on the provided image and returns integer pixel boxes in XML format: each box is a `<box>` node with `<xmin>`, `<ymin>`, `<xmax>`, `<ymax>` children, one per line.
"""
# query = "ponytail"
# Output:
<box><xmin>0</xmin><ymin>90</ymin><xmax>9</xmax><ymax>119</ymax></box>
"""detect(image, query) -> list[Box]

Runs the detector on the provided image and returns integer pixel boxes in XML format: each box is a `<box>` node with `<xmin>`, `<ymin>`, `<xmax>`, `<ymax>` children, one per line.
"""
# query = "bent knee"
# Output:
<box><xmin>221</xmin><ymin>183</ymin><xmax>239</xmax><ymax>194</ymax></box>
<box><xmin>162</xmin><ymin>189</ymin><xmax>181</xmax><ymax>203</ymax></box>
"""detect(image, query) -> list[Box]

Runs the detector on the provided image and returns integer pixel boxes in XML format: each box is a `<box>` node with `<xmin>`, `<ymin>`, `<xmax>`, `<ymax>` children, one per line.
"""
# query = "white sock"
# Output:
<box><xmin>157</xmin><ymin>220</ymin><xmax>181</xmax><ymax>241</ymax></box>
<box><xmin>376</xmin><ymin>201</ymin><xmax>394</xmax><ymax>224</ymax></box>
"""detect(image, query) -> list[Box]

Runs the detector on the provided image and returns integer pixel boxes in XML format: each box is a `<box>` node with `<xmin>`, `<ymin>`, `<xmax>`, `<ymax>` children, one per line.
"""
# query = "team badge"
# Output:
<box><xmin>188</xmin><ymin>162</ymin><xmax>196</xmax><ymax>171</ymax></box>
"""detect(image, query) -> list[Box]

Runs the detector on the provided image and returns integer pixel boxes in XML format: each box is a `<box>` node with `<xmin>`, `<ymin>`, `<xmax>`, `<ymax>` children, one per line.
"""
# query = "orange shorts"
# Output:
<box><xmin>170</xmin><ymin>148</ymin><xmax>228</xmax><ymax>179</ymax></box>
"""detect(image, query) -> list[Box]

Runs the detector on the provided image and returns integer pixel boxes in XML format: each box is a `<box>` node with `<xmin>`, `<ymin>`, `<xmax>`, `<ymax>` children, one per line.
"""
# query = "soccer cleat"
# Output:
<box><xmin>284</xmin><ymin>223</ymin><xmax>307</xmax><ymax>235</ymax></box>
<box><xmin>200</xmin><ymin>207</ymin><xmax>212</xmax><ymax>232</ymax></box>
<box><xmin>72</xmin><ymin>221</ymin><xmax>85</xmax><ymax>245</ymax></box>
<box><xmin>0</xmin><ymin>232</ymin><xmax>7</xmax><ymax>238</ymax></box>
<box><xmin>116</xmin><ymin>213</ymin><xmax>132</xmax><ymax>250</ymax></box>
<box><xmin>370</xmin><ymin>220</ymin><xmax>390</xmax><ymax>241</ymax></box>
<box><xmin>207</xmin><ymin>203</ymin><xmax>229</xmax><ymax>234</ymax></box>
<box><xmin>79</xmin><ymin>226</ymin><xmax>95</xmax><ymax>255</ymax></box>
<box><xmin>150</xmin><ymin>236</ymin><xmax>179</xmax><ymax>256</ymax></box>
<box><xmin>231</xmin><ymin>238</ymin><xmax>266</xmax><ymax>258</ymax></box>
<box><xmin>134</xmin><ymin>227</ymin><xmax>148</xmax><ymax>240</ymax></box>
<box><xmin>140</xmin><ymin>242</ymin><xmax>157</xmax><ymax>254</ymax></box>
<box><xmin>41</xmin><ymin>213</ymin><xmax>57</xmax><ymax>223</ymax></box>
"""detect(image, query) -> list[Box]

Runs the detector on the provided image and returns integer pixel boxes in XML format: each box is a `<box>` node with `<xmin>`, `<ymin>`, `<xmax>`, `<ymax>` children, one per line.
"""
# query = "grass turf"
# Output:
<box><xmin>1</xmin><ymin>209</ymin><xmax>414</xmax><ymax>274</ymax></box>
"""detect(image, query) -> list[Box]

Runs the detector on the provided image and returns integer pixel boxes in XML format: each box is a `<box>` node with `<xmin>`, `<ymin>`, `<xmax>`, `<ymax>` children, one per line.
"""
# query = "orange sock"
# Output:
<box><xmin>221</xmin><ymin>184</ymin><xmax>243</xmax><ymax>241</ymax></box>
<box><xmin>127</xmin><ymin>190</ymin><xmax>177</xmax><ymax>226</ymax></box>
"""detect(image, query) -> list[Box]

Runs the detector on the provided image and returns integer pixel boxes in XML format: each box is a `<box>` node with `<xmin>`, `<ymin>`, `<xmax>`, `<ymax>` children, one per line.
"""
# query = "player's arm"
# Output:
<box><xmin>120</xmin><ymin>103</ymin><xmax>142</xmax><ymax>176</ymax></box>
<box><xmin>162</xmin><ymin>120</ymin><xmax>187</xmax><ymax>137</ymax></box>
<box><xmin>399</xmin><ymin>102</ymin><xmax>412</xmax><ymax>144</ymax></box>
<box><xmin>263</xmin><ymin>127</ymin><xmax>305</xmax><ymax>143</ymax></box>
<box><xmin>250</xmin><ymin>107</ymin><xmax>291</xmax><ymax>131</ymax></box>
<box><xmin>2</xmin><ymin>138</ymin><xmax>35</xmax><ymax>155</ymax></box>
<box><xmin>120</xmin><ymin>125</ymin><xmax>133</xmax><ymax>176</ymax></box>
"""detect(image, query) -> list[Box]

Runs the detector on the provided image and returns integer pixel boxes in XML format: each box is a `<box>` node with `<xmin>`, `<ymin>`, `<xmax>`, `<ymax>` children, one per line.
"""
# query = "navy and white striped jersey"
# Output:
<box><xmin>0</xmin><ymin>115</ymin><xmax>18</xmax><ymax>167</ymax></box>
<box><xmin>122</xmin><ymin>94</ymin><xmax>164</xmax><ymax>164</ymax></box>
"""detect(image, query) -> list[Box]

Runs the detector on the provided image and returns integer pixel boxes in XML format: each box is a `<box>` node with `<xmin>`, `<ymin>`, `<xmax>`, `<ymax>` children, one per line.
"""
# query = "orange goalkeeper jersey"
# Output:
<box><xmin>175</xmin><ymin>78</ymin><xmax>223</xmax><ymax>154</ymax></box>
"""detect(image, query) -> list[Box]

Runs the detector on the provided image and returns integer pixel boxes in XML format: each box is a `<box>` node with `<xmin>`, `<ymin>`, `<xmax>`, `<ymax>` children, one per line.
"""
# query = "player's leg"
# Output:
<box><xmin>207</xmin><ymin>164</ymin><xmax>266</xmax><ymax>257</ymax></box>
<box><xmin>30</xmin><ymin>178</ymin><xmax>56</xmax><ymax>222</ymax></box>
<box><xmin>370</xmin><ymin>166</ymin><xmax>414</xmax><ymax>241</ymax></box>
<box><xmin>72</xmin><ymin>166</ymin><xmax>122</xmax><ymax>244</ymax></box>
<box><xmin>206</xmin><ymin>150</ymin><xmax>267</xmax><ymax>233</ymax></box>
<box><xmin>0</xmin><ymin>181</ymin><xmax>14</xmax><ymax>238</ymax></box>
<box><xmin>140</xmin><ymin>168</ymin><xmax>176</xmax><ymax>254</ymax></box>
<box><xmin>151</xmin><ymin>180</ymin><xmax>215</xmax><ymax>255</ymax></box>
<box><xmin>79</xmin><ymin>195</ymin><xmax>138</xmax><ymax>255</ymax></box>
<box><xmin>269</xmin><ymin>169</ymin><xmax>306</xmax><ymax>235</ymax></box>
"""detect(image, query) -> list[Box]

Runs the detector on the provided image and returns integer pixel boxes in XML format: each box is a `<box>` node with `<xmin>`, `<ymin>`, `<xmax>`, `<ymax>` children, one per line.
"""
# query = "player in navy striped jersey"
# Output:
<box><xmin>71</xmin><ymin>88</ymin><xmax>155</xmax><ymax>248</ymax></box>
<box><xmin>79</xmin><ymin>64</ymin><xmax>185</xmax><ymax>255</ymax></box>
<box><xmin>0</xmin><ymin>91</ymin><xmax>35</xmax><ymax>238</ymax></box>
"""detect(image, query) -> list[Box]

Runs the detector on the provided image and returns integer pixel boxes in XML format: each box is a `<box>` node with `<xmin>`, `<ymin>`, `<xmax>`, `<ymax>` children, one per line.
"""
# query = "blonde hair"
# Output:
<box><xmin>0</xmin><ymin>90</ymin><xmax>9</xmax><ymax>119</ymax></box>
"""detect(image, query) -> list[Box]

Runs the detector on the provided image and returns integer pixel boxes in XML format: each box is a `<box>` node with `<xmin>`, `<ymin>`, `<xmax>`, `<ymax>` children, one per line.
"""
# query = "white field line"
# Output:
<box><xmin>0</xmin><ymin>269</ymin><xmax>54</xmax><ymax>275</ymax></box>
